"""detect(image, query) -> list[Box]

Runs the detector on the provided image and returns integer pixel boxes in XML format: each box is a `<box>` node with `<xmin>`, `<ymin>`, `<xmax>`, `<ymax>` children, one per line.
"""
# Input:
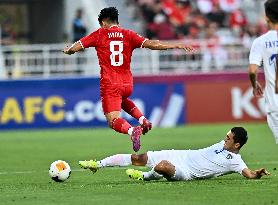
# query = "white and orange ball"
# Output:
<box><xmin>49</xmin><ymin>160</ymin><xmax>71</xmax><ymax>182</ymax></box>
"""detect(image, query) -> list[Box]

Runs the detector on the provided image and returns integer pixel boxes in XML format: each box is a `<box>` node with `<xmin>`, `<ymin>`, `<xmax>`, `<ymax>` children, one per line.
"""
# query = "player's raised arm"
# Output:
<box><xmin>242</xmin><ymin>168</ymin><xmax>270</xmax><ymax>179</ymax></box>
<box><xmin>142</xmin><ymin>40</ymin><xmax>194</xmax><ymax>52</ymax></box>
<box><xmin>63</xmin><ymin>41</ymin><xmax>84</xmax><ymax>55</ymax></box>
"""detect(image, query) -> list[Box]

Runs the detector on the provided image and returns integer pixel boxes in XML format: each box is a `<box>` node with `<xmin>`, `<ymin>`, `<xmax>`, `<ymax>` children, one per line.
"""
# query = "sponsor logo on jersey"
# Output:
<box><xmin>214</xmin><ymin>148</ymin><xmax>224</xmax><ymax>154</ymax></box>
<box><xmin>269</xmin><ymin>53</ymin><xmax>278</xmax><ymax>66</ymax></box>
<box><xmin>226</xmin><ymin>154</ymin><xmax>233</xmax><ymax>159</ymax></box>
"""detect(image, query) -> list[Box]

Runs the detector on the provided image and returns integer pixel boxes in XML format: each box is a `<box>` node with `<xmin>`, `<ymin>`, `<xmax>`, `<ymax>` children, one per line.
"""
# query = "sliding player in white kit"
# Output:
<box><xmin>248</xmin><ymin>0</ymin><xmax>278</xmax><ymax>144</ymax></box>
<box><xmin>79</xmin><ymin>127</ymin><xmax>269</xmax><ymax>181</ymax></box>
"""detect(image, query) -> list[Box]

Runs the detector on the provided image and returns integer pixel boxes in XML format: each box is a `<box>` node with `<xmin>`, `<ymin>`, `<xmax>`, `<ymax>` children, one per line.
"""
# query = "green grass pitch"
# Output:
<box><xmin>0</xmin><ymin>123</ymin><xmax>277</xmax><ymax>205</ymax></box>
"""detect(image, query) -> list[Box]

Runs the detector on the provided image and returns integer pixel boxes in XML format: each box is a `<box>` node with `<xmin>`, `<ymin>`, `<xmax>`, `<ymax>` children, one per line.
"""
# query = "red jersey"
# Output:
<box><xmin>80</xmin><ymin>26</ymin><xmax>147</xmax><ymax>85</ymax></box>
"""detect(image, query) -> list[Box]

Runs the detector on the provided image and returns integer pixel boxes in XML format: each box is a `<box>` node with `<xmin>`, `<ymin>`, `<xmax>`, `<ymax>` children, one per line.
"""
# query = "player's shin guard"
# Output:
<box><xmin>111</xmin><ymin>118</ymin><xmax>131</xmax><ymax>134</ymax></box>
<box><xmin>122</xmin><ymin>98</ymin><xmax>143</xmax><ymax>120</ymax></box>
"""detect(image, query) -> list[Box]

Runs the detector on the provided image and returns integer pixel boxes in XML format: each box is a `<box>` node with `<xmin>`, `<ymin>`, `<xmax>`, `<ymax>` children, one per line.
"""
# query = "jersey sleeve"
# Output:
<box><xmin>129</xmin><ymin>30</ymin><xmax>147</xmax><ymax>49</ymax></box>
<box><xmin>230</xmin><ymin>157</ymin><xmax>248</xmax><ymax>175</ymax></box>
<box><xmin>79</xmin><ymin>29</ymin><xmax>100</xmax><ymax>49</ymax></box>
<box><xmin>249</xmin><ymin>37</ymin><xmax>263</xmax><ymax>66</ymax></box>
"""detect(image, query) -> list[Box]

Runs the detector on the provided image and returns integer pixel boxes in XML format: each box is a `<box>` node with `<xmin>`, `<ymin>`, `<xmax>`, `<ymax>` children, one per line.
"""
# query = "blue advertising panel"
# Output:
<box><xmin>129</xmin><ymin>83</ymin><xmax>185</xmax><ymax>127</ymax></box>
<box><xmin>0</xmin><ymin>78</ymin><xmax>185</xmax><ymax>129</ymax></box>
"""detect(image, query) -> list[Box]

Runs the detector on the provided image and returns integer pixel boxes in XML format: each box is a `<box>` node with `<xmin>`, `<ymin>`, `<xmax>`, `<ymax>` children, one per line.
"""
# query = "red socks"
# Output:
<box><xmin>122</xmin><ymin>98</ymin><xmax>143</xmax><ymax>120</ymax></box>
<box><xmin>111</xmin><ymin>99</ymin><xmax>145</xmax><ymax>134</ymax></box>
<box><xmin>111</xmin><ymin>118</ymin><xmax>131</xmax><ymax>134</ymax></box>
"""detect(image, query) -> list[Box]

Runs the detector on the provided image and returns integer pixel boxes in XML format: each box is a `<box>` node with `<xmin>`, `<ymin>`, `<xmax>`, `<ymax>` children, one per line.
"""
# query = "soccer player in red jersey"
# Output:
<box><xmin>63</xmin><ymin>7</ymin><xmax>194</xmax><ymax>152</ymax></box>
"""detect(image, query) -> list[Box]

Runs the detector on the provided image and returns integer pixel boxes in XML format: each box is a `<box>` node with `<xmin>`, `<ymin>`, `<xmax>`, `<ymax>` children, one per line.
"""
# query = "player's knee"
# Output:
<box><xmin>107</xmin><ymin>120</ymin><xmax>113</xmax><ymax>128</ymax></box>
<box><xmin>154</xmin><ymin>160</ymin><xmax>175</xmax><ymax>176</ymax></box>
<box><xmin>105</xmin><ymin>112</ymin><xmax>121</xmax><ymax>128</ymax></box>
<box><xmin>154</xmin><ymin>160</ymin><xmax>168</xmax><ymax>173</ymax></box>
<box><xmin>131</xmin><ymin>153</ymin><xmax>148</xmax><ymax>166</ymax></box>
<box><xmin>107</xmin><ymin>117</ymin><xmax>116</xmax><ymax>128</ymax></box>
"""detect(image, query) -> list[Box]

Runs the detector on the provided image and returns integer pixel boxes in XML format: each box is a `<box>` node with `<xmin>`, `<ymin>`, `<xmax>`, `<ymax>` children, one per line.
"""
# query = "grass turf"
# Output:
<box><xmin>0</xmin><ymin>123</ymin><xmax>277</xmax><ymax>205</ymax></box>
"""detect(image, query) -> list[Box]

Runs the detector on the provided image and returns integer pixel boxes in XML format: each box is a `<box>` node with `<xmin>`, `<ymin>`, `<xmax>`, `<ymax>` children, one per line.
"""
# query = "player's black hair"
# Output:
<box><xmin>265</xmin><ymin>0</ymin><xmax>278</xmax><ymax>23</ymax></box>
<box><xmin>231</xmin><ymin>127</ymin><xmax>248</xmax><ymax>148</ymax></box>
<box><xmin>98</xmin><ymin>7</ymin><xmax>119</xmax><ymax>25</ymax></box>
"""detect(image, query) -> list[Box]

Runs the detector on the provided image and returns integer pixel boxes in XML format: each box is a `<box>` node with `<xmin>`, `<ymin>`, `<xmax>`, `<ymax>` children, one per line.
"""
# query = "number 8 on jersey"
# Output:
<box><xmin>110</xmin><ymin>41</ymin><xmax>123</xmax><ymax>66</ymax></box>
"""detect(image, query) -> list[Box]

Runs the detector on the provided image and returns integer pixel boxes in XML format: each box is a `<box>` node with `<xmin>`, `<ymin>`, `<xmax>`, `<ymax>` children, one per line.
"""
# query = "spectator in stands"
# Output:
<box><xmin>72</xmin><ymin>9</ymin><xmax>87</xmax><ymax>42</ymax></box>
<box><xmin>197</xmin><ymin>0</ymin><xmax>213</xmax><ymax>14</ymax></box>
<box><xmin>1</xmin><ymin>22</ymin><xmax>16</xmax><ymax>45</ymax></box>
<box><xmin>1</xmin><ymin>21</ymin><xmax>17</xmax><ymax>78</ymax></box>
<box><xmin>219</xmin><ymin>0</ymin><xmax>241</xmax><ymax>13</ymax></box>
<box><xmin>139</xmin><ymin>0</ymin><xmax>162</xmax><ymax>24</ymax></box>
<box><xmin>186</xmin><ymin>23</ymin><xmax>200</xmax><ymax>40</ymax></box>
<box><xmin>162</xmin><ymin>0</ymin><xmax>192</xmax><ymax>29</ymax></box>
<box><xmin>256</xmin><ymin>18</ymin><xmax>269</xmax><ymax>35</ymax></box>
<box><xmin>72</xmin><ymin>9</ymin><xmax>87</xmax><ymax>72</ymax></box>
<box><xmin>172</xmin><ymin>9</ymin><xmax>206</xmax><ymax>40</ymax></box>
<box><xmin>242</xmin><ymin>24</ymin><xmax>259</xmax><ymax>48</ymax></box>
<box><xmin>206</xmin><ymin>2</ymin><xmax>227</xmax><ymax>28</ymax></box>
<box><xmin>229</xmin><ymin>8</ymin><xmax>248</xmax><ymax>37</ymax></box>
<box><xmin>190</xmin><ymin>10</ymin><xmax>207</xmax><ymax>32</ymax></box>
<box><xmin>202</xmin><ymin>22</ymin><xmax>227</xmax><ymax>71</ymax></box>
<box><xmin>147</xmin><ymin>13</ymin><xmax>176</xmax><ymax>40</ymax></box>
<box><xmin>133</xmin><ymin>0</ymin><xmax>263</xmax><ymax>41</ymax></box>
<box><xmin>181</xmin><ymin>23</ymin><xmax>202</xmax><ymax>70</ymax></box>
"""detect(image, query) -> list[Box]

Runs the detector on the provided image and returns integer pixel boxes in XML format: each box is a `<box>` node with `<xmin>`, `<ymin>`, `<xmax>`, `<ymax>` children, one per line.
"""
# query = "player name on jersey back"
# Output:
<box><xmin>265</xmin><ymin>40</ymin><xmax>278</xmax><ymax>48</ymax></box>
<box><xmin>108</xmin><ymin>32</ymin><xmax>123</xmax><ymax>39</ymax></box>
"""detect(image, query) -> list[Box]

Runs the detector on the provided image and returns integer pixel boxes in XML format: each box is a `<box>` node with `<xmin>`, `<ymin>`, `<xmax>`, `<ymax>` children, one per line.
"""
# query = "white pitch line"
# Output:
<box><xmin>0</xmin><ymin>167</ymin><xmax>124</xmax><ymax>175</ymax></box>
<box><xmin>0</xmin><ymin>169</ymin><xmax>80</xmax><ymax>175</ymax></box>
<box><xmin>0</xmin><ymin>162</ymin><xmax>277</xmax><ymax>176</ymax></box>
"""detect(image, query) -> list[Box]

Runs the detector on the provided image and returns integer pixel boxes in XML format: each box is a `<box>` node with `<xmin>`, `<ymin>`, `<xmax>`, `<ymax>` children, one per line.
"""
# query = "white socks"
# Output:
<box><xmin>127</xmin><ymin>116</ymin><xmax>146</xmax><ymax>135</ymax></box>
<box><xmin>98</xmin><ymin>154</ymin><xmax>132</xmax><ymax>167</ymax></box>
<box><xmin>128</xmin><ymin>127</ymin><xmax>133</xmax><ymax>136</ymax></box>
<box><xmin>139</xmin><ymin>116</ymin><xmax>146</xmax><ymax>125</ymax></box>
<box><xmin>143</xmin><ymin>168</ymin><xmax>163</xmax><ymax>180</ymax></box>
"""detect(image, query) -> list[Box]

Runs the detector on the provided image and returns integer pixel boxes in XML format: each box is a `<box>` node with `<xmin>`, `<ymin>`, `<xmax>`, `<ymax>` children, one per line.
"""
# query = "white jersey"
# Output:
<box><xmin>146</xmin><ymin>141</ymin><xmax>247</xmax><ymax>180</ymax></box>
<box><xmin>184</xmin><ymin>141</ymin><xmax>247</xmax><ymax>179</ymax></box>
<box><xmin>249</xmin><ymin>30</ymin><xmax>278</xmax><ymax>112</ymax></box>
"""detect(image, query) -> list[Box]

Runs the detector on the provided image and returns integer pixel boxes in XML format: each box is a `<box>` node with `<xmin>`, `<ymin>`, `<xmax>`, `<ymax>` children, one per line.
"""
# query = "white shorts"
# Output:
<box><xmin>267</xmin><ymin>112</ymin><xmax>278</xmax><ymax>144</ymax></box>
<box><xmin>146</xmin><ymin>150</ymin><xmax>191</xmax><ymax>181</ymax></box>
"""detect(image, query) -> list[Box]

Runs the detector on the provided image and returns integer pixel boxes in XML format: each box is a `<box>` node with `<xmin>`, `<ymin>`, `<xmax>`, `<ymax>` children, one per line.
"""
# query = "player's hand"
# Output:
<box><xmin>63</xmin><ymin>46</ymin><xmax>75</xmax><ymax>55</ymax></box>
<box><xmin>177</xmin><ymin>45</ymin><xmax>195</xmax><ymax>52</ymax></box>
<box><xmin>253</xmin><ymin>81</ymin><xmax>263</xmax><ymax>98</ymax></box>
<box><xmin>255</xmin><ymin>168</ymin><xmax>270</xmax><ymax>178</ymax></box>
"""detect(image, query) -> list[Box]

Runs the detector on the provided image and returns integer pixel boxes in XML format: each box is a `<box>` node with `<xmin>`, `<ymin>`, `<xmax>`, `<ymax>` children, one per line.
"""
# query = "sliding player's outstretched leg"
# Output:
<box><xmin>126</xmin><ymin>169</ymin><xmax>144</xmax><ymax>180</ymax></box>
<box><xmin>79</xmin><ymin>160</ymin><xmax>99</xmax><ymax>173</ymax></box>
<box><xmin>79</xmin><ymin>153</ymin><xmax>148</xmax><ymax>173</ymax></box>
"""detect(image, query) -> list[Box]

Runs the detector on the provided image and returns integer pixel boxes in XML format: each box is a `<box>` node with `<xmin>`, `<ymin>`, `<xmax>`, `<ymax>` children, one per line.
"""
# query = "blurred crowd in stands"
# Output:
<box><xmin>127</xmin><ymin>0</ymin><xmax>266</xmax><ymax>48</ymax></box>
<box><xmin>0</xmin><ymin>21</ymin><xmax>17</xmax><ymax>45</ymax></box>
<box><xmin>122</xmin><ymin>0</ymin><xmax>266</xmax><ymax>71</ymax></box>
<box><xmin>0</xmin><ymin>0</ymin><xmax>267</xmax><ymax>77</ymax></box>
<box><xmin>0</xmin><ymin>0</ymin><xmax>266</xmax><ymax>47</ymax></box>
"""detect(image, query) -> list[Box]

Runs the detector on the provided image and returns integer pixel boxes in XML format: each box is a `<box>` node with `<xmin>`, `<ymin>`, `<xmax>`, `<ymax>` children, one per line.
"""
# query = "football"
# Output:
<box><xmin>49</xmin><ymin>160</ymin><xmax>71</xmax><ymax>182</ymax></box>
